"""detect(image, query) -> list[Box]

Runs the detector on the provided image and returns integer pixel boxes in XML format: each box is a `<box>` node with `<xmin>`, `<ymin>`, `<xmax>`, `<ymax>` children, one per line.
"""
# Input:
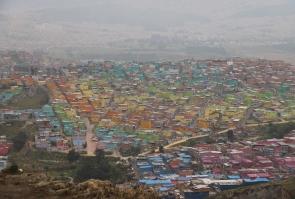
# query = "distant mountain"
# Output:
<box><xmin>35</xmin><ymin>4</ymin><xmax>211</xmax><ymax>31</ymax></box>
<box><xmin>231</xmin><ymin>1</ymin><xmax>295</xmax><ymax>18</ymax></box>
<box><xmin>0</xmin><ymin>0</ymin><xmax>101</xmax><ymax>8</ymax></box>
<box><xmin>3</xmin><ymin>1</ymin><xmax>295</xmax><ymax>27</ymax></box>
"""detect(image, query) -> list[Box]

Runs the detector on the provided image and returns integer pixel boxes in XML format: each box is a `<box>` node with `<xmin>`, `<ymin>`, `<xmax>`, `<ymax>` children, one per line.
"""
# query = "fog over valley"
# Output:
<box><xmin>0</xmin><ymin>0</ymin><xmax>294</xmax><ymax>62</ymax></box>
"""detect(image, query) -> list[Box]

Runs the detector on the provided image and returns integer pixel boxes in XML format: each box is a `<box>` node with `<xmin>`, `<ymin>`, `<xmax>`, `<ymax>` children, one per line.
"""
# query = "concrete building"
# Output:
<box><xmin>14</xmin><ymin>64</ymin><xmax>38</xmax><ymax>76</ymax></box>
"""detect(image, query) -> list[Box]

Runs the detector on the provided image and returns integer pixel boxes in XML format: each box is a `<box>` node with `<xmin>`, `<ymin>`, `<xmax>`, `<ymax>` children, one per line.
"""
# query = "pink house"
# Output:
<box><xmin>241</xmin><ymin>148</ymin><xmax>252</xmax><ymax>156</ymax></box>
<box><xmin>255</xmin><ymin>160</ymin><xmax>273</xmax><ymax>168</ymax></box>
<box><xmin>241</xmin><ymin>159</ymin><xmax>253</xmax><ymax>168</ymax></box>
<box><xmin>229</xmin><ymin>160</ymin><xmax>240</xmax><ymax>169</ymax></box>
<box><xmin>247</xmin><ymin>172</ymin><xmax>270</xmax><ymax>179</ymax></box>
<box><xmin>282</xmin><ymin>158</ymin><xmax>295</xmax><ymax>171</ymax></box>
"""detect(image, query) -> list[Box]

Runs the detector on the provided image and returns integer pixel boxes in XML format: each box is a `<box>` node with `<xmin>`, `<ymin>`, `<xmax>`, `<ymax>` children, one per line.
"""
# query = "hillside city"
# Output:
<box><xmin>1</xmin><ymin>51</ymin><xmax>295</xmax><ymax>199</ymax></box>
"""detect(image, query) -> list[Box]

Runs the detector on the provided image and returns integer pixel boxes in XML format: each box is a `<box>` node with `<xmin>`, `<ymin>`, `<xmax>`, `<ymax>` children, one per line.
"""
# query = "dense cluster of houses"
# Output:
<box><xmin>0</xmin><ymin>88</ymin><xmax>22</xmax><ymax>104</ymax></box>
<box><xmin>84</xmin><ymin>57</ymin><xmax>295</xmax><ymax>130</ymax></box>
<box><xmin>130</xmin><ymin>131</ymin><xmax>295</xmax><ymax>199</ymax></box>
<box><xmin>1</xmin><ymin>51</ymin><xmax>295</xmax><ymax>198</ymax></box>
<box><xmin>0</xmin><ymin>106</ymin><xmax>70</xmax><ymax>152</ymax></box>
<box><xmin>44</xmin><ymin>57</ymin><xmax>295</xmax><ymax>154</ymax></box>
<box><xmin>34</xmin><ymin>105</ymin><xmax>69</xmax><ymax>151</ymax></box>
<box><xmin>0</xmin><ymin>51</ymin><xmax>74</xmax><ymax>69</ymax></box>
<box><xmin>1</xmin><ymin>56</ymin><xmax>295</xmax><ymax>155</ymax></box>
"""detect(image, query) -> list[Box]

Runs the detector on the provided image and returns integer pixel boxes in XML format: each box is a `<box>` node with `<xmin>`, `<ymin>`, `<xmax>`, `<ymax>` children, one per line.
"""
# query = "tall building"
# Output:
<box><xmin>14</xmin><ymin>64</ymin><xmax>38</xmax><ymax>76</ymax></box>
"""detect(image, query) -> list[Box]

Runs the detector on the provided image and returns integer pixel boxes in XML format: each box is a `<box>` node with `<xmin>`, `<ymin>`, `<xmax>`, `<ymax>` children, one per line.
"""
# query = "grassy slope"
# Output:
<box><xmin>0</xmin><ymin>121</ymin><xmax>76</xmax><ymax>182</ymax></box>
<box><xmin>8</xmin><ymin>94</ymin><xmax>48</xmax><ymax>109</ymax></box>
<box><xmin>0</xmin><ymin>121</ymin><xmax>37</xmax><ymax>141</ymax></box>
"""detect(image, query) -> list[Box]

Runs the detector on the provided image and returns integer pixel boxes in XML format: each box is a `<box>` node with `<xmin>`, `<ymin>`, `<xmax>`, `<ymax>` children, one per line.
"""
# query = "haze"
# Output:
<box><xmin>0</xmin><ymin>0</ymin><xmax>295</xmax><ymax>62</ymax></box>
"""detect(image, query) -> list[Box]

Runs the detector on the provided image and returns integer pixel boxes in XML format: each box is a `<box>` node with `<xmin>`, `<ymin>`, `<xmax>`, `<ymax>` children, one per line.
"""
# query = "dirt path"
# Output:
<box><xmin>27</xmin><ymin>141</ymin><xmax>37</xmax><ymax>151</ymax></box>
<box><xmin>163</xmin><ymin>128</ymin><xmax>232</xmax><ymax>149</ymax></box>
<box><xmin>245</xmin><ymin>120</ymin><xmax>295</xmax><ymax>127</ymax></box>
<box><xmin>83</xmin><ymin>118</ymin><xmax>95</xmax><ymax>156</ymax></box>
<box><xmin>22</xmin><ymin>120</ymin><xmax>33</xmax><ymax>129</ymax></box>
<box><xmin>67</xmin><ymin>177</ymin><xmax>73</xmax><ymax>183</ymax></box>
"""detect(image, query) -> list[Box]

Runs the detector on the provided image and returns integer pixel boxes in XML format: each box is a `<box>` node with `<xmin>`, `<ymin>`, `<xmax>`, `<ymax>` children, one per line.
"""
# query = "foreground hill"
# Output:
<box><xmin>0</xmin><ymin>172</ymin><xmax>160</xmax><ymax>199</ymax></box>
<box><xmin>206</xmin><ymin>178</ymin><xmax>295</xmax><ymax>199</ymax></box>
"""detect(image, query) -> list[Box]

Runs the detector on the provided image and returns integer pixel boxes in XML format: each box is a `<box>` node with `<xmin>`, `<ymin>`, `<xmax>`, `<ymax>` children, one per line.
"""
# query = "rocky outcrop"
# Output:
<box><xmin>0</xmin><ymin>172</ymin><xmax>160</xmax><ymax>199</ymax></box>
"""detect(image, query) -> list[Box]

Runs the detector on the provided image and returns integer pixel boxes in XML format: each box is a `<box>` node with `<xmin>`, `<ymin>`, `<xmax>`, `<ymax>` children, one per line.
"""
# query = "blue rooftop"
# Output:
<box><xmin>177</xmin><ymin>177</ymin><xmax>192</xmax><ymax>181</ymax></box>
<box><xmin>243</xmin><ymin>178</ymin><xmax>269</xmax><ymax>182</ymax></box>
<box><xmin>139</xmin><ymin>180</ymin><xmax>171</xmax><ymax>185</ymax></box>
<box><xmin>159</xmin><ymin>187</ymin><xmax>168</xmax><ymax>191</ymax></box>
<box><xmin>228</xmin><ymin>175</ymin><xmax>240</xmax><ymax>179</ymax></box>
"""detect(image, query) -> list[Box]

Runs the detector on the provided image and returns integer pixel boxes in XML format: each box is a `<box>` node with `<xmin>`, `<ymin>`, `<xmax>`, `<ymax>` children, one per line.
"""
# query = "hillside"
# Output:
<box><xmin>0</xmin><ymin>172</ymin><xmax>160</xmax><ymax>199</ymax></box>
<box><xmin>7</xmin><ymin>85</ymin><xmax>49</xmax><ymax>109</ymax></box>
<box><xmin>206</xmin><ymin>178</ymin><xmax>295</xmax><ymax>199</ymax></box>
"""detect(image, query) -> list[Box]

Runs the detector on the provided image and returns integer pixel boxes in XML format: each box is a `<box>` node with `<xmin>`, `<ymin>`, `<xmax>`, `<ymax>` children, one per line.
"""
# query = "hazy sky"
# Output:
<box><xmin>1</xmin><ymin>0</ymin><xmax>294</xmax><ymax>24</ymax></box>
<box><xmin>1</xmin><ymin>0</ymin><xmax>293</xmax><ymax>14</ymax></box>
<box><xmin>0</xmin><ymin>0</ymin><xmax>294</xmax><ymax>62</ymax></box>
<box><xmin>1</xmin><ymin>0</ymin><xmax>294</xmax><ymax>36</ymax></box>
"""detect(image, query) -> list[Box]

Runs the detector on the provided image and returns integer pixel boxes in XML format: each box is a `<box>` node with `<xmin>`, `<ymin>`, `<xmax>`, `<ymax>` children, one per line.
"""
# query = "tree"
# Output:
<box><xmin>12</xmin><ymin>132</ymin><xmax>27</xmax><ymax>152</ymax></box>
<box><xmin>3</xmin><ymin>164</ymin><xmax>18</xmax><ymax>174</ymax></box>
<box><xmin>67</xmin><ymin>149</ymin><xmax>80</xmax><ymax>163</ymax></box>
<box><xmin>44</xmin><ymin>166</ymin><xmax>49</xmax><ymax>171</ymax></box>
<box><xmin>75</xmin><ymin>156</ymin><xmax>128</xmax><ymax>184</ymax></box>
<box><xmin>227</xmin><ymin>130</ymin><xmax>234</xmax><ymax>142</ymax></box>
<box><xmin>159</xmin><ymin>145</ymin><xmax>164</xmax><ymax>153</ymax></box>
<box><xmin>75</xmin><ymin>160</ymin><xmax>95</xmax><ymax>182</ymax></box>
<box><xmin>95</xmin><ymin>149</ymin><xmax>105</xmax><ymax>164</ymax></box>
<box><xmin>50</xmin><ymin>141</ymin><xmax>57</xmax><ymax>147</ymax></box>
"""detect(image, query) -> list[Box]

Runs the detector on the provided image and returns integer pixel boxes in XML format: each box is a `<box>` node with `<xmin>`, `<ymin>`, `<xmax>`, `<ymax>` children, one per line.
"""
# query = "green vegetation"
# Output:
<box><xmin>159</xmin><ymin>145</ymin><xmax>164</xmax><ymax>153</ymax></box>
<box><xmin>9</xmin><ymin>94</ymin><xmax>49</xmax><ymax>109</ymax></box>
<box><xmin>48</xmin><ymin>171</ymin><xmax>75</xmax><ymax>182</ymax></box>
<box><xmin>0</xmin><ymin>121</ymin><xmax>77</xmax><ymax>181</ymax></box>
<box><xmin>95</xmin><ymin>149</ymin><xmax>105</xmax><ymax>163</ymax></box>
<box><xmin>121</xmin><ymin>147</ymin><xmax>141</xmax><ymax>157</ymax></box>
<box><xmin>0</xmin><ymin>121</ymin><xmax>37</xmax><ymax>141</ymax></box>
<box><xmin>67</xmin><ymin>149</ymin><xmax>80</xmax><ymax>163</ymax></box>
<box><xmin>10</xmin><ymin>54</ymin><xmax>23</xmax><ymax>64</ymax></box>
<box><xmin>256</xmin><ymin>122</ymin><xmax>295</xmax><ymax>139</ymax></box>
<box><xmin>131</xmin><ymin>130</ymin><xmax>160</xmax><ymax>142</ymax></box>
<box><xmin>226</xmin><ymin>130</ymin><xmax>234</xmax><ymax>142</ymax></box>
<box><xmin>10</xmin><ymin>150</ymin><xmax>70</xmax><ymax>171</ymax></box>
<box><xmin>104</xmin><ymin>151</ymin><xmax>113</xmax><ymax>155</ymax></box>
<box><xmin>9</xmin><ymin>147</ymin><xmax>77</xmax><ymax>182</ymax></box>
<box><xmin>172</xmin><ymin>136</ymin><xmax>216</xmax><ymax>147</ymax></box>
<box><xmin>12</xmin><ymin>132</ymin><xmax>27</xmax><ymax>152</ymax></box>
<box><xmin>2</xmin><ymin>164</ymin><xmax>19</xmax><ymax>174</ymax></box>
<box><xmin>75</xmin><ymin>149</ymin><xmax>130</xmax><ymax>184</ymax></box>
